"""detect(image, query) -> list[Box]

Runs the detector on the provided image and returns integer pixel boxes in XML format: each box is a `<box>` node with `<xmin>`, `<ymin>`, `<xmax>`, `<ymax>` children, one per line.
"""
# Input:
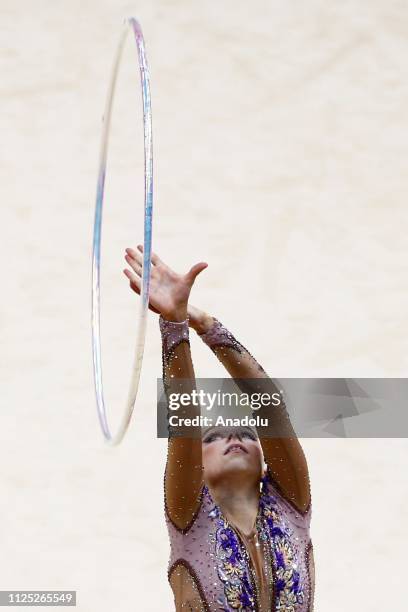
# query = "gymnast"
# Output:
<box><xmin>123</xmin><ymin>245</ymin><xmax>315</xmax><ymax>611</ymax></box>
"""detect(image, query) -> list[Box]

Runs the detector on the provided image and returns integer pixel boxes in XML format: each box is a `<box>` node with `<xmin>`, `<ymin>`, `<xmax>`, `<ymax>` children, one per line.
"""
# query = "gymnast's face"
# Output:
<box><xmin>201</xmin><ymin>426</ymin><xmax>264</xmax><ymax>487</ymax></box>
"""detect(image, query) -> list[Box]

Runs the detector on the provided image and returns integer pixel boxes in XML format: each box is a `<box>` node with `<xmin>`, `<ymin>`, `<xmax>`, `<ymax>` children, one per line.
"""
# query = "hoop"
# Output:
<box><xmin>92</xmin><ymin>18</ymin><xmax>153</xmax><ymax>445</ymax></box>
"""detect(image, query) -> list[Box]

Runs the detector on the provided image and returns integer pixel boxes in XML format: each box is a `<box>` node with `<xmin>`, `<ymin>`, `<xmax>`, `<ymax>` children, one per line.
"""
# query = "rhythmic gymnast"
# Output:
<box><xmin>123</xmin><ymin>246</ymin><xmax>315</xmax><ymax>611</ymax></box>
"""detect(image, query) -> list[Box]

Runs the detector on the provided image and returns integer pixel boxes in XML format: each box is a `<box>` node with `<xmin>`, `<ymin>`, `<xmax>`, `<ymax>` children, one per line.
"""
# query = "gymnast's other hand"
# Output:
<box><xmin>123</xmin><ymin>245</ymin><xmax>208</xmax><ymax>322</ymax></box>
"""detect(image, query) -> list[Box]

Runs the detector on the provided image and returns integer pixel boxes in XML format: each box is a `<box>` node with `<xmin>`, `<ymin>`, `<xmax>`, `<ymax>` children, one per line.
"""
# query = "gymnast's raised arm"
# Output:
<box><xmin>123</xmin><ymin>245</ymin><xmax>208</xmax><ymax>530</ymax></box>
<box><xmin>187</xmin><ymin>306</ymin><xmax>311</xmax><ymax>514</ymax></box>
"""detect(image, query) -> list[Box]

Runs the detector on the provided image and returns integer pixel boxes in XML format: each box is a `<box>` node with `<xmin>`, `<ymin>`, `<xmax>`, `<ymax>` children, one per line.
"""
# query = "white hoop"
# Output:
<box><xmin>92</xmin><ymin>18</ymin><xmax>153</xmax><ymax>445</ymax></box>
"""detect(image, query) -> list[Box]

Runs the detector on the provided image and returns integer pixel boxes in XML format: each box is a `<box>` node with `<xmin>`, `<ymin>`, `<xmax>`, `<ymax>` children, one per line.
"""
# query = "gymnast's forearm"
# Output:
<box><xmin>188</xmin><ymin>305</ymin><xmax>269</xmax><ymax>379</ymax></box>
<box><xmin>161</xmin><ymin>309</ymin><xmax>199</xmax><ymax>415</ymax></box>
<box><xmin>160</xmin><ymin>312</ymin><xmax>203</xmax><ymax>529</ymax></box>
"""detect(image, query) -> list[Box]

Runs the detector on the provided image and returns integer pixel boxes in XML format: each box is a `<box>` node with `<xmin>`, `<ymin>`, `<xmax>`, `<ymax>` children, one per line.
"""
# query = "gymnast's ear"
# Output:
<box><xmin>186</xmin><ymin>262</ymin><xmax>208</xmax><ymax>283</ymax></box>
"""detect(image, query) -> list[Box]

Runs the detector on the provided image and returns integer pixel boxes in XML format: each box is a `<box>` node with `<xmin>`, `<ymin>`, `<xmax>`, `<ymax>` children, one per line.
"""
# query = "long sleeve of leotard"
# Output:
<box><xmin>197</xmin><ymin>317</ymin><xmax>311</xmax><ymax>514</ymax></box>
<box><xmin>159</xmin><ymin>315</ymin><xmax>204</xmax><ymax>531</ymax></box>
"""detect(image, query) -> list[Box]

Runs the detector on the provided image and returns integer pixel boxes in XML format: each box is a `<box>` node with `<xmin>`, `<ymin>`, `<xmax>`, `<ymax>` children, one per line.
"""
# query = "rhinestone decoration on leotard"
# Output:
<box><xmin>168</xmin><ymin>559</ymin><xmax>210</xmax><ymax>611</ymax></box>
<box><xmin>259</xmin><ymin>475</ymin><xmax>305</xmax><ymax>610</ymax></box>
<box><xmin>209</xmin><ymin>506</ymin><xmax>256</xmax><ymax>610</ymax></box>
<box><xmin>305</xmin><ymin>539</ymin><xmax>315</xmax><ymax>611</ymax></box>
<box><xmin>159</xmin><ymin>314</ymin><xmax>191</xmax><ymax>389</ymax></box>
<box><xmin>198</xmin><ymin>318</ymin><xmax>267</xmax><ymax>375</ymax></box>
<box><xmin>206</xmin><ymin>471</ymin><xmax>305</xmax><ymax>611</ymax></box>
<box><xmin>159</xmin><ymin>315</ymin><xmax>190</xmax><ymax>362</ymax></box>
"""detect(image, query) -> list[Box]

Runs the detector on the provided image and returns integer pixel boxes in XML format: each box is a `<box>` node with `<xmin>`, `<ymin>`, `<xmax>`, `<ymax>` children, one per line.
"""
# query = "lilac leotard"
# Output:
<box><xmin>160</xmin><ymin>315</ymin><xmax>315</xmax><ymax>611</ymax></box>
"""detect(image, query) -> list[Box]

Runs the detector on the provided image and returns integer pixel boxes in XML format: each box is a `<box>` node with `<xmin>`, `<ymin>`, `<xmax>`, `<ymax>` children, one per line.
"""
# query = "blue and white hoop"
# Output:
<box><xmin>92</xmin><ymin>18</ymin><xmax>153</xmax><ymax>445</ymax></box>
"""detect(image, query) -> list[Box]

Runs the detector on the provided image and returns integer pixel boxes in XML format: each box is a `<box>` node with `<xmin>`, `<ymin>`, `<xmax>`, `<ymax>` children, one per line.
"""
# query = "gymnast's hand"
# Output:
<box><xmin>123</xmin><ymin>245</ymin><xmax>208</xmax><ymax>322</ymax></box>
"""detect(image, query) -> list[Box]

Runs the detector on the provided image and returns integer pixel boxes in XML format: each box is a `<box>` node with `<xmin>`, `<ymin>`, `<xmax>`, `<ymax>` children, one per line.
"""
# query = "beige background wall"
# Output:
<box><xmin>1</xmin><ymin>1</ymin><xmax>407</xmax><ymax>610</ymax></box>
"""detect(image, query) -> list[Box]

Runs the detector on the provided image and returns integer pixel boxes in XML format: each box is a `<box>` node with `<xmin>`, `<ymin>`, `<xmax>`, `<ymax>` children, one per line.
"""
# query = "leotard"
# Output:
<box><xmin>160</xmin><ymin>315</ymin><xmax>315</xmax><ymax>611</ymax></box>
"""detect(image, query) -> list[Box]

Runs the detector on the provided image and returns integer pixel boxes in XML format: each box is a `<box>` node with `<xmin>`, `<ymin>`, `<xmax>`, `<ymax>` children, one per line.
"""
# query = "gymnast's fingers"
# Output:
<box><xmin>124</xmin><ymin>253</ymin><xmax>142</xmax><ymax>276</ymax></box>
<box><xmin>137</xmin><ymin>243</ymin><xmax>163</xmax><ymax>267</ymax></box>
<box><xmin>125</xmin><ymin>247</ymin><xmax>143</xmax><ymax>266</ymax></box>
<box><xmin>123</xmin><ymin>268</ymin><xmax>140</xmax><ymax>291</ymax></box>
<box><xmin>123</xmin><ymin>269</ymin><xmax>161</xmax><ymax>314</ymax></box>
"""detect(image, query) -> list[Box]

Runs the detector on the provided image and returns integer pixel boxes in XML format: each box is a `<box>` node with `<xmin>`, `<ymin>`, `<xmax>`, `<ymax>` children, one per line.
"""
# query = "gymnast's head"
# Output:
<box><xmin>201</xmin><ymin>425</ymin><xmax>266</xmax><ymax>489</ymax></box>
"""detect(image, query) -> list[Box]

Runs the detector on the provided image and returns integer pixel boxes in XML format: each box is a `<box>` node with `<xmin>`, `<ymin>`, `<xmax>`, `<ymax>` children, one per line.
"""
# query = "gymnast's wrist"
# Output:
<box><xmin>191</xmin><ymin>312</ymin><xmax>216</xmax><ymax>335</ymax></box>
<box><xmin>160</xmin><ymin>306</ymin><xmax>188</xmax><ymax>323</ymax></box>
